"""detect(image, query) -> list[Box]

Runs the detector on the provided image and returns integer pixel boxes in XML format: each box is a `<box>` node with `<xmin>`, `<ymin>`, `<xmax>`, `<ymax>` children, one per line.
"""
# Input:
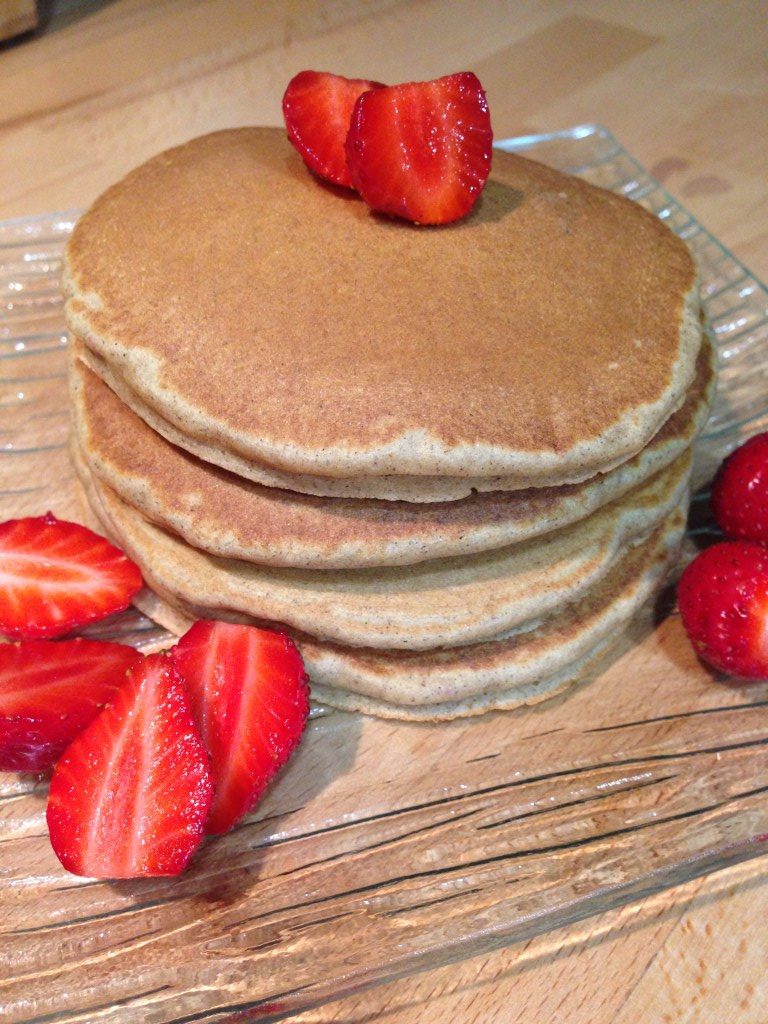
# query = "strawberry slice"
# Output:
<box><xmin>345</xmin><ymin>71</ymin><xmax>493</xmax><ymax>225</ymax></box>
<box><xmin>282</xmin><ymin>70</ymin><xmax>384</xmax><ymax>188</ymax></box>
<box><xmin>0</xmin><ymin>637</ymin><xmax>142</xmax><ymax>772</ymax></box>
<box><xmin>0</xmin><ymin>513</ymin><xmax>143</xmax><ymax>640</ymax></box>
<box><xmin>172</xmin><ymin>621</ymin><xmax>309</xmax><ymax>835</ymax></box>
<box><xmin>678</xmin><ymin>541</ymin><xmax>768</xmax><ymax>679</ymax></box>
<box><xmin>47</xmin><ymin>653</ymin><xmax>213</xmax><ymax>878</ymax></box>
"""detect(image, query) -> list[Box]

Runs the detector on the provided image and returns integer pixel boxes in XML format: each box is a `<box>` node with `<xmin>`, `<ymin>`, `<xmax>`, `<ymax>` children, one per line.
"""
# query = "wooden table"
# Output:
<box><xmin>2</xmin><ymin>1</ymin><xmax>767</xmax><ymax>1020</ymax></box>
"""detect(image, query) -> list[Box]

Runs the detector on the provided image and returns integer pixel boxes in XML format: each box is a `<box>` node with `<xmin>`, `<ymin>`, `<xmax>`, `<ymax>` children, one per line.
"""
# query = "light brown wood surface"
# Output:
<box><xmin>0</xmin><ymin>0</ymin><xmax>36</xmax><ymax>43</ymax></box>
<box><xmin>1</xmin><ymin>2</ymin><xmax>767</xmax><ymax>1021</ymax></box>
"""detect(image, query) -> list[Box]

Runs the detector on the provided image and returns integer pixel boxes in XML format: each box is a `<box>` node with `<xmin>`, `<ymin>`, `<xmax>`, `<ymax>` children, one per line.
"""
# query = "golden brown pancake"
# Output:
<box><xmin>76</xmin><ymin>469</ymin><xmax>683</xmax><ymax>720</ymax></box>
<box><xmin>72</xmin><ymin>440</ymin><xmax>689</xmax><ymax>651</ymax></box>
<box><xmin>64</xmin><ymin>127</ymin><xmax>700</xmax><ymax>490</ymax></box>
<box><xmin>76</xmin><ymin>339</ymin><xmax>711</xmax><ymax>502</ymax></box>
<box><xmin>296</xmin><ymin>514</ymin><xmax>683</xmax><ymax>716</ymax></box>
<box><xmin>70</xmin><ymin>337</ymin><xmax>712</xmax><ymax>567</ymax></box>
<box><xmin>132</xmin><ymin>586</ymin><xmax>620</xmax><ymax>721</ymax></box>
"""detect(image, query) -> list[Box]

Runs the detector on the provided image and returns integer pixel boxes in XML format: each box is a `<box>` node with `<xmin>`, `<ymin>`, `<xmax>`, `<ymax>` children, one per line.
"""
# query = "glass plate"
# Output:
<box><xmin>2</xmin><ymin>125</ymin><xmax>768</xmax><ymax>1024</ymax></box>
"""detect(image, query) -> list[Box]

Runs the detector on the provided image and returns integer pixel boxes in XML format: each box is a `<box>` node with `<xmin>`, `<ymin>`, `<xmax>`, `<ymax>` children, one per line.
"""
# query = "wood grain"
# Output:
<box><xmin>0</xmin><ymin>0</ymin><xmax>36</xmax><ymax>43</ymax></box>
<box><xmin>0</xmin><ymin>2</ymin><xmax>767</xmax><ymax>1021</ymax></box>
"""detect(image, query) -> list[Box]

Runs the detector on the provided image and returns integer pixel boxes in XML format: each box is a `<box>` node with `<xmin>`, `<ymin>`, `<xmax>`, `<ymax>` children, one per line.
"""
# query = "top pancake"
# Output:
<box><xmin>63</xmin><ymin>127</ymin><xmax>700</xmax><ymax>486</ymax></box>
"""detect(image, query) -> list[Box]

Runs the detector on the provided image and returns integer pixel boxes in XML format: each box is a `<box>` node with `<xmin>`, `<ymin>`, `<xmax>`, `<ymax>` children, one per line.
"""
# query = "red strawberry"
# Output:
<box><xmin>0</xmin><ymin>638</ymin><xmax>142</xmax><ymax>772</ymax></box>
<box><xmin>47</xmin><ymin>653</ymin><xmax>213</xmax><ymax>878</ymax></box>
<box><xmin>711</xmin><ymin>431</ymin><xmax>768</xmax><ymax>544</ymax></box>
<box><xmin>678</xmin><ymin>541</ymin><xmax>768</xmax><ymax>678</ymax></box>
<box><xmin>172</xmin><ymin>621</ymin><xmax>309</xmax><ymax>835</ymax></box>
<box><xmin>345</xmin><ymin>71</ymin><xmax>493</xmax><ymax>225</ymax></box>
<box><xmin>283</xmin><ymin>70</ymin><xmax>384</xmax><ymax>188</ymax></box>
<box><xmin>0</xmin><ymin>513</ymin><xmax>143</xmax><ymax>640</ymax></box>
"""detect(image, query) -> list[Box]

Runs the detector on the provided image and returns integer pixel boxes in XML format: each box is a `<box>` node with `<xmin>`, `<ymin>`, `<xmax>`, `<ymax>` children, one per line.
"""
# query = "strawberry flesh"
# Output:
<box><xmin>711</xmin><ymin>431</ymin><xmax>768</xmax><ymax>544</ymax></box>
<box><xmin>172</xmin><ymin>621</ymin><xmax>309</xmax><ymax>835</ymax></box>
<box><xmin>678</xmin><ymin>541</ymin><xmax>768</xmax><ymax>678</ymax></box>
<box><xmin>47</xmin><ymin>653</ymin><xmax>213</xmax><ymax>878</ymax></box>
<box><xmin>0</xmin><ymin>637</ymin><xmax>142</xmax><ymax>772</ymax></box>
<box><xmin>283</xmin><ymin>70</ymin><xmax>384</xmax><ymax>188</ymax></box>
<box><xmin>345</xmin><ymin>71</ymin><xmax>493</xmax><ymax>224</ymax></box>
<box><xmin>0</xmin><ymin>513</ymin><xmax>143</xmax><ymax>640</ymax></box>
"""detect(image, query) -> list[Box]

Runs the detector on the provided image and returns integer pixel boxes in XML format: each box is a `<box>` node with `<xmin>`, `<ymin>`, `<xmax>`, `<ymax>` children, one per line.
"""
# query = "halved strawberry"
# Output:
<box><xmin>678</xmin><ymin>541</ymin><xmax>768</xmax><ymax>679</ymax></box>
<box><xmin>0</xmin><ymin>513</ymin><xmax>143</xmax><ymax>640</ymax></box>
<box><xmin>345</xmin><ymin>71</ymin><xmax>493</xmax><ymax>224</ymax></box>
<box><xmin>172</xmin><ymin>621</ymin><xmax>309</xmax><ymax>835</ymax></box>
<box><xmin>0</xmin><ymin>637</ymin><xmax>142</xmax><ymax>772</ymax></box>
<box><xmin>282</xmin><ymin>69</ymin><xmax>384</xmax><ymax>188</ymax></box>
<box><xmin>47</xmin><ymin>653</ymin><xmax>213</xmax><ymax>878</ymax></box>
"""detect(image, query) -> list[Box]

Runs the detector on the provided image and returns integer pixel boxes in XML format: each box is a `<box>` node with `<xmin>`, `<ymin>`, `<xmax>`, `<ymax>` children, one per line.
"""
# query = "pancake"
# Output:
<box><xmin>299</xmin><ymin>513</ymin><xmax>683</xmax><ymax>711</ymax></box>
<box><xmin>64</xmin><ymin>127</ymin><xmax>701</xmax><ymax>490</ymax></box>
<box><xmin>90</xmin><ymin>502</ymin><xmax>683</xmax><ymax>721</ymax></box>
<box><xmin>76</xmin><ymin>341</ymin><xmax>698</xmax><ymax>503</ymax></box>
<box><xmin>70</xmin><ymin>337</ymin><xmax>713</xmax><ymax>567</ymax></box>
<box><xmin>73</xmin><ymin>444</ymin><xmax>690</xmax><ymax>651</ymax></box>
<box><xmin>133</xmin><ymin>585</ymin><xmax>617</xmax><ymax>722</ymax></box>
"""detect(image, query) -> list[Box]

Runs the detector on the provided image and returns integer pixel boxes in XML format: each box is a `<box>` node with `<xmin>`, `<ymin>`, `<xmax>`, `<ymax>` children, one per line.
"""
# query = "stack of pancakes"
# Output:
<box><xmin>64</xmin><ymin>128</ymin><xmax>713</xmax><ymax>720</ymax></box>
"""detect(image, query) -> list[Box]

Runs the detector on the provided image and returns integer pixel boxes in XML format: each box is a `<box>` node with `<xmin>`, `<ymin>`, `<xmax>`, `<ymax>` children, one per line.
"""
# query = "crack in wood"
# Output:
<box><xmin>5</xmin><ymin>894</ymin><xmax>188</xmax><ymax>936</ymax></box>
<box><xmin>13</xmin><ymin>985</ymin><xmax>173</xmax><ymax>1024</ymax></box>
<box><xmin>236</xmin><ymin>779</ymin><xmax>768</xmax><ymax>928</ymax></box>
<box><xmin>476</xmin><ymin>772</ymin><xmax>678</xmax><ymax>830</ymax></box>
<box><xmin>245</xmin><ymin>734</ymin><xmax>768</xmax><ymax>855</ymax></box>
<box><xmin>586</xmin><ymin>699</ymin><xmax>768</xmax><ymax>733</ymax></box>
